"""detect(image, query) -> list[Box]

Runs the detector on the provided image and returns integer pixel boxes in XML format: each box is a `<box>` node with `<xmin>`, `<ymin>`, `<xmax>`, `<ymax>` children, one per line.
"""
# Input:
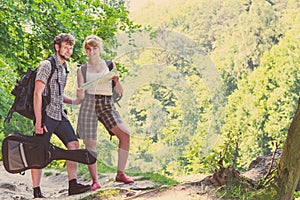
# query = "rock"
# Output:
<box><xmin>242</xmin><ymin>150</ymin><xmax>282</xmax><ymax>181</ymax></box>
<box><xmin>0</xmin><ymin>182</ymin><xmax>17</xmax><ymax>191</ymax></box>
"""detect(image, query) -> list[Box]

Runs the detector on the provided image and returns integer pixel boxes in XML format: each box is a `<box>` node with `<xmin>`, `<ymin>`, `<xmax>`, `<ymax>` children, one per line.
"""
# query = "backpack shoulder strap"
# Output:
<box><xmin>40</xmin><ymin>56</ymin><xmax>58</xmax><ymax>125</ymax></box>
<box><xmin>45</xmin><ymin>56</ymin><xmax>58</xmax><ymax>94</ymax></box>
<box><xmin>80</xmin><ymin>64</ymin><xmax>87</xmax><ymax>83</ymax></box>
<box><xmin>80</xmin><ymin>61</ymin><xmax>113</xmax><ymax>83</ymax></box>
<box><xmin>105</xmin><ymin>60</ymin><xmax>115</xmax><ymax>87</ymax></box>
<box><xmin>45</xmin><ymin>56</ymin><xmax>57</xmax><ymax>81</ymax></box>
<box><xmin>105</xmin><ymin>60</ymin><xmax>113</xmax><ymax>71</ymax></box>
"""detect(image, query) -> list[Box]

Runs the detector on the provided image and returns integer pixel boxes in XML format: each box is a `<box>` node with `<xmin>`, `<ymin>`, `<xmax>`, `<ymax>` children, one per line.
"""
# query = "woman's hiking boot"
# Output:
<box><xmin>91</xmin><ymin>182</ymin><xmax>101</xmax><ymax>190</ymax></box>
<box><xmin>115</xmin><ymin>173</ymin><xmax>134</xmax><ymax>184</ymax></box>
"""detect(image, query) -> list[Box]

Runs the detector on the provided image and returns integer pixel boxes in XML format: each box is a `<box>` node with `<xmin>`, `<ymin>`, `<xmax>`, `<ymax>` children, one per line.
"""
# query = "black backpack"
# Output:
<box><xmin>4</xmin><ymin>57</ymin><xmax>57</xmax><ymax>123</ymax></box>
<box><xmin>80</xmin><ymin>60</ymin><xmax>122</xmax><ymax>107</ymax></box>
<box><xmin>2</xmin><ymin>132</ymin><xmax>96</xmax><ymax>174</ymax></box>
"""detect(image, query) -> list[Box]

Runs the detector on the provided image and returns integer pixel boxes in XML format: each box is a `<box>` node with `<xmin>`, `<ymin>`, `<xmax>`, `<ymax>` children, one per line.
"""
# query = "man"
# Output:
<box><xmin>32</xmin><ymin>33</ymin><xmax>90</xmax><ymax>198</ymax></box>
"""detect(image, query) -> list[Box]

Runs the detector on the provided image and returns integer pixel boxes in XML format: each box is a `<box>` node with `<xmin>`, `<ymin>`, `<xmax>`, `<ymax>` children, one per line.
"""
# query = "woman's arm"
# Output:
<box><xmin>63</xmin><ymin>67</ymin><xmax>85</xmax><ymax>105</ymax></box>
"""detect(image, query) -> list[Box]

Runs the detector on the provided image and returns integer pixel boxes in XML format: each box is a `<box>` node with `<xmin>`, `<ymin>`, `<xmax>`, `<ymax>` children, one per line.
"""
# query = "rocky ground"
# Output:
<box><xmin>0</xmin><ymin>163</ymin><xmax>210</xmax><ymax>200</ymax></box>
<box><xmin>0</xmin><ymin>150</ymin><xmax>283</xmax><ymax>199</ymax></box>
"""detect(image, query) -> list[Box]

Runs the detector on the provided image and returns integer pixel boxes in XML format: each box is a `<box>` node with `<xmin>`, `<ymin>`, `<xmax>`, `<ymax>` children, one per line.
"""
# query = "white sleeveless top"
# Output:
<box><xmin>86</xmin><ymin>67</ymin><xmax>113</xmax><ymax>95</ymax></box>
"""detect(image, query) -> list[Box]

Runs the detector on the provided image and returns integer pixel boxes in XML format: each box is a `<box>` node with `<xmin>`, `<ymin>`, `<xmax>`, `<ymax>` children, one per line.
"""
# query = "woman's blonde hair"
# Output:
<box><xmin>82</xmin><ymin>35</ymin><xmax>104</xmax><ymax>54</ymax></box>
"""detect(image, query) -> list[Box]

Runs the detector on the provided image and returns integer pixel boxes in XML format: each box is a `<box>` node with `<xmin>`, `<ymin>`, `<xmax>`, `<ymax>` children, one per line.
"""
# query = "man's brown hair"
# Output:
<box><xmin>53</xmin><ymin>33</ymin><xmax>75</xmax><ymax>50</ymax></box>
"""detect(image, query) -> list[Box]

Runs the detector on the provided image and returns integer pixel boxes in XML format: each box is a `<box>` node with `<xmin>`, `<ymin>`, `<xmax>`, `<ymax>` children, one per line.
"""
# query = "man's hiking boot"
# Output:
<box><xmin>34</xmin><ymin>193</ymin><xmax>45</xmax><ymax>199</ymax></box>
<box><xmin>68</xmin><ymin>182</ymin><xmax>91</xmax><ymax>196</ymax></box>
<box><xmin>33</xmin><ymin>186</ymin><xmax>45</xmax><ymax>198</ymax></box>
<box><xmin>115</xmin><ymin>173</ymin><xmax>134</xmax><ymax>184</ymax></box>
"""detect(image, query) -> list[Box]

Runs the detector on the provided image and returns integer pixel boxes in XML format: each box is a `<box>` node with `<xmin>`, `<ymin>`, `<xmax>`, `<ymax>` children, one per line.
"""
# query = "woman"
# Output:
<box><xmin>77</xmin><ymin>35</ymin><xmax>134</xmax><ymax>190</ymax></box>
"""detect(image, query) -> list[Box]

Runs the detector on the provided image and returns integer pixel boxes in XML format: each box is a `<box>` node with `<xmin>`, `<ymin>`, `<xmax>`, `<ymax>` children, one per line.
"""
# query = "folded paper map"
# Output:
<box><xmin>82</xmin><ymin>67</ymin><xmax>117</xmax><ymax>91</ymax></box>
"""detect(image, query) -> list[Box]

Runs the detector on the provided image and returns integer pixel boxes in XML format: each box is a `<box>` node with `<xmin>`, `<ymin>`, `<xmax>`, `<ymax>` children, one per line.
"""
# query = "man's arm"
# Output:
<box><xmin>34</xmin><ymin>80</ymin><xmax>46</xmax><ymax>134</ymax></box>
<box><xmin>63</xmin><ymin>94</ymin><xmax>74</xmax><ymax>104</ymax></box>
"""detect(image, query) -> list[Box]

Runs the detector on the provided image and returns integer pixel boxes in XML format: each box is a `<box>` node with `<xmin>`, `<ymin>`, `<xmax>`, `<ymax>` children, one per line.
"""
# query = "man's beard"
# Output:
<box><xmin>60</xmin><ymin>53</ymin><xmax>70</xmax><ymax>61</ymax></box>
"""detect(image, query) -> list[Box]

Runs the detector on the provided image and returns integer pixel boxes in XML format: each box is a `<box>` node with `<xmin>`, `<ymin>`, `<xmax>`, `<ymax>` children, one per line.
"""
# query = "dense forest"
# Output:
<box><xmin>121</xmin><ymin>0</ymin><xmax>300</xmax><ymax>177</ymax></box>
<box><xmin>1</xmin><ymin>0</ymin><xmax>300</xmax><ymax>195</ymax></box>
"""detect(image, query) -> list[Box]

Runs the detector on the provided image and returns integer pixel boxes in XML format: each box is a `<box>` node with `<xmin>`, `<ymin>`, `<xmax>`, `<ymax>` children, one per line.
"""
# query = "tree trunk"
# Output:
<box><xmin>274</xmin><ymin>98</ymin><xmax>300</xmax><ymax>200</ymax></box>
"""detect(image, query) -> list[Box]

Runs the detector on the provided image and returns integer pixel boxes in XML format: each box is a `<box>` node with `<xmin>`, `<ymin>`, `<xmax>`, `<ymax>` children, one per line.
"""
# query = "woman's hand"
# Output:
<box><xmin>77</xmin><ymin>87</ymin><xmax>85</xmax><ymax>100</ymax></box>
<box><xmin>71</xmin><ymin>88</ymin><xmax>85</xmax><ymax>105</ymax></box>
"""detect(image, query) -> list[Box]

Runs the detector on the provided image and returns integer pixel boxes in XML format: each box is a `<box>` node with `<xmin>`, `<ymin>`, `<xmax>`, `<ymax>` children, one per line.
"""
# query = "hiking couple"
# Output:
<box><xmin>32</xmin><ymin>33</ymin><xmax>133</xmax><ymax>198</ymax></box>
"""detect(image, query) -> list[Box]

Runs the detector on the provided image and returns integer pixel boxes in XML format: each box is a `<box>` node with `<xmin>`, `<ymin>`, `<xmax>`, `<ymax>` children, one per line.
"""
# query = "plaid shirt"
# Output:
<box><xmin>35</xmin><ymin>55</ymin><xmax>68</xmax><ymax>121</ymax></box>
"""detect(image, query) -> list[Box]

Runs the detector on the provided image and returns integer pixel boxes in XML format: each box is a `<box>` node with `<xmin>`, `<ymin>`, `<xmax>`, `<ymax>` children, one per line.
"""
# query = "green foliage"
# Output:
<box><xmin>78</xmin><ymin>160</ymin><xmax>116</xmax><ymax>177</ymax></box>
<box><xmin>0</xmin><ymin>0</ymin><xmax>141</xmax><ymax>159</ymax></box>
<box><xmin>0</xmin><ymin>58</ymin><xmax>15</xmax><ymax>159</ymax></box>
<box><xmin>294</xmin><ymin>190</ymin><xmax>300</xmax><ymax>199</ymax></box>
<box><xmin>211</xmin><ymin>0</ymin><xmax>284</xmax><ymax>96</ymax></box>
<box><xmin>130</xmin><ymin>171</ymin><xmax>179</xmax><ymax>185</ymax></box>
<box><xmin>250</xmin><ymin>186</ymin><xmax>278</xmax><ymax>200</ymax></box>
<box><xmin>0</xmin><ymin>56</ymin><xmax>35</xmax><ymax>140</ymax></box>
<box><xmin>217</xmin><ymin>185</ymin><xmax>254</xmax><ymax>200</ymax></box>
<box><xmin>77</xmin><ymin>159</ymin><xmax>179</xmax><ymax>185</ymax></box>
<box><xmin>217</xmin><ymin>26</ymin><xmax>300</xmax><ymax>170</ymax></box>
<box><xmin>82</xmin><ymin>189</ymin><xmax>121</xmax><ymax>200</ymax></box>
<box><xmin>0</xmin><ymin>0</ymin><xmax>141</xmax><ymax>71</ymax></box>
<box><xmin>0</xmin><ymin>58</ymin><xmax>15</xmax><ymax>138</ymax></box>
<box><xmin>121</xmin><ymin>57</ymin><xmax>212</xmax><ymax>175</ymax></box>
<box><xmin>129</xmin><ymin>0</ymin><xmax>300</xmax><ymax>176</ymax></box>
<box><xmin>128</xmin><ymin>0</ymin><xmax>294</xmax><ymax>175</ymax></box>
<box><xmin>2</xmin><ymin>1</ymin><xmax>300</xmax><ymax>192</ymax></box>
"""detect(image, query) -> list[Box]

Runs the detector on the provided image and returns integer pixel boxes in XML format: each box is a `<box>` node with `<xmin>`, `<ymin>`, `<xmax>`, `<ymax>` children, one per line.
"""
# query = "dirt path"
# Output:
<box><xmin>0</xmin><ymin>162</ymin><xmax>212</xmax><ymax>200</ymax></box>
<box><xmin>0</xmin><ymin>162</ymin><xmax>73</xmax><ymax>199</ymax></box>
